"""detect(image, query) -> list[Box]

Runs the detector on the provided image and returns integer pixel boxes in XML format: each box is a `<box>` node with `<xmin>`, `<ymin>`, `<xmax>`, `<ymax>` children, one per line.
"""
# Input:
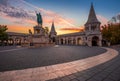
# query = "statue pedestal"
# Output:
<box><xmin>29</xmin><ymin>34</ymin><xmax>53</xmax><ymax>47</ymax></box>
<box><xmin>32</xmin><ymin>34</ymin><xmax>49</xmax><ymax>46</ymax></box>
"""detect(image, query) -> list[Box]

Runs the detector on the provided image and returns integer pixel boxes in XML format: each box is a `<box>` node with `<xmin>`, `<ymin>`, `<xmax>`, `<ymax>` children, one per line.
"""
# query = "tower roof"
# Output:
<box><xmin>50</xmin><ymin>21</ymin><xmax>57</xmax><ymax>34</ymax></box>
<box><xmin>85</xmin><ymin>3</ymin><xmax>100</xmax><ymax>25</ymax></box>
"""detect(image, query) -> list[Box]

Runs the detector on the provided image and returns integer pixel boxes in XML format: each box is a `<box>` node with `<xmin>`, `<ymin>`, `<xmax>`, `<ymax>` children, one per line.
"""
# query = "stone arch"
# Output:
<box><xmin>8</xmin><ymin>38</ymin><xmax>14</xmax><ymax>45</ymax></box>
<box><xmin>24</xmin><ymin>38</ymin><xmax>27</xmax><ymax>43</ymax></box>
<box><xmin>15</xmin><ymin>37</ymin><xmax>21</xmax><ymax>45</ymax></box>
<box><xmin>92</xmin><ymin>36</ymin><xmax>99</xmax><ymax>46</ymax></box>
<box><xmin>77</xmin><ymin>37</ymin><xmax>82</xmax><ymax>45</ymax></box>
<box><xmin>61</xmin><ymin>38</ymin><xmax>64</xmax><ymax>45</ymax></box>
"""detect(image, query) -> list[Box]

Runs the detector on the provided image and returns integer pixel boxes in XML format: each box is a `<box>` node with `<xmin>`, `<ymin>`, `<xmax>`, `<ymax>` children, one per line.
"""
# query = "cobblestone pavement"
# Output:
<box><xmin>0</xmin><ymin>45</ymin><xmax>106</xmax><ymax>72</ymax></box>
<box><xmin>0</xmin><ymin>47</ymin><xmax>118</xmax><ymax>81</ymax></box>
<box><xmin>0</xmin><ymin>46</ymin><xmax>24</xmax><ymax>51</ymax></box>
<box><xmin>48</xmin><ymin>46</ymin><xmax>120</xmax><ymax>81</ymax></box>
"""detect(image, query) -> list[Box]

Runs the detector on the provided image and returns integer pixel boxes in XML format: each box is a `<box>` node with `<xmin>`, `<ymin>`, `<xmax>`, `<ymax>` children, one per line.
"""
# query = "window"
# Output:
<box><xmin>91</xmin><ymin>25</ymin><xmax>96</xmax><ymax>31</ymax></box>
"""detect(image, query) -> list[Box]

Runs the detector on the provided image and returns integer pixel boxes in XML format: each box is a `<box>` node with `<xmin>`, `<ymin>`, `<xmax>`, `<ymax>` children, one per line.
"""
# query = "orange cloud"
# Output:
<box><xmin>7</xmin><ymin>25</ymin><xmax>33</xmax><ymax>34</ymax></box>
<box><xmin>58</xmin><ymin>27</ymin><xmax>84</xmax><ymax>35</ymax></box>
<box><xmin>60</xmin><ymin>27</ymin><xmax>83</xmax><ymax>31</ymax></box>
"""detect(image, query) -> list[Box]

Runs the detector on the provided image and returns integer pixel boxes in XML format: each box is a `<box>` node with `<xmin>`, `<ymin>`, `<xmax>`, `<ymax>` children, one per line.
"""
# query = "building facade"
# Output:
<box><xmin>7</xmin><ymin>13</ymin><xmax>50</xmax><ymax>46</ymax></box>
<box><xmin>6</xmin><ymin>3</ymin><xmax>102</xmax><ymax>47</ymax></box>
<box><xmin>57</xmin><ymin>3</ymin><xmax>102</xmax><ymax>46</ymax></box>
<box><xmin>7</xmin><ymin>32</ymin><xmax>28</xmax><ymax>45</ymax></box>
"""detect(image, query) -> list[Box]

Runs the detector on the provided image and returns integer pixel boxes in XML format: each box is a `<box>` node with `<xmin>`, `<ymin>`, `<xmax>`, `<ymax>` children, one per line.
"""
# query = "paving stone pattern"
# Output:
<box><xmin>0</xmin><ymin>46</ymin><xmax>106</xmax><ymax>72</ymax></box>
<box><xmin>48</xmin><ymin>46</ymin><xmax>120</xmax><ymax>81</ymax></box>
<box><xmin>0</xmin><ymin>47</ymin><xmax>118</xmax><ymax>81</ymax></box>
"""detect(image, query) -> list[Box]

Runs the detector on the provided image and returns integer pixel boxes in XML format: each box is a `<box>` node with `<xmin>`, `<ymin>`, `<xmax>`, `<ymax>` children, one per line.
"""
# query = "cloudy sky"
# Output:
<box><xmin>0</xmin><ymin>0</ymin><xmax>120</xmax><ymax>34</ymax></box>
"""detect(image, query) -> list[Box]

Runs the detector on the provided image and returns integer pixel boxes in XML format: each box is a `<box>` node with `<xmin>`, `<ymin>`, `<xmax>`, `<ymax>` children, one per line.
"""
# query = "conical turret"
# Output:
<box><xmin>85</xmin><ymin>3</ymin><xmax>100</xmax><ymax>25</ymax></box>
<box><xmin>49</xmin><ymin>20</ymin><xmax>57</xmax><ymax>43</ymax></box>
<box><xmin>50</xmin><ymin>21</ymin><xmax>57</xmax><ymax>36</ymax></box>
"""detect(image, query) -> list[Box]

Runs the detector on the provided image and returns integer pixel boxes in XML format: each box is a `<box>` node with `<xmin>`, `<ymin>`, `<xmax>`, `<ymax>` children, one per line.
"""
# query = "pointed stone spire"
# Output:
<box><xmin>85</xmin><ymin>3</ymin><xmax>100</xmax><ymax>25</ymax></box>
<box><xmin>50</xmin><ymin>20</ymin><xmax>57</xmax><ymax>36</ymax></box>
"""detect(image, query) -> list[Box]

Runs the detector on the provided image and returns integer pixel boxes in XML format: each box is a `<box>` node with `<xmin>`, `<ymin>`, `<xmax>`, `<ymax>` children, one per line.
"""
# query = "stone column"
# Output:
<box><xmin>66</xmin><ymin>38</ymin><xmax>68</xmax><ymax>45</ymax></box>
<box><xmin>99</xmin><ymin>40</ymin><xmax>102</xmax><ymax>46</ymax></box>
<box><xmin>59</xmin><ymin>38</ymin><xmax>61</xmax><ymax>44</ymax></box>
<box><xmin>99</xmin><ymin>35</ymin><xmax>102</xmax><ymax>46</ymax></box>
<box><xmin>88</xmin><ymin>37</ymin><xmax>92</xmax><ymax>46</ymax></box>
<box><xmin>75</xmin><ymin>38</ymin><xmax>78</xmax><ymax>45</ymax></box>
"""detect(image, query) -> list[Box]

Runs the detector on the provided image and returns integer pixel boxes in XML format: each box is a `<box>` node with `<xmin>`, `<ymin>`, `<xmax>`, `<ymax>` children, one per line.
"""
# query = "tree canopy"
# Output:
<box><xmin>0</xmin><ymin>25</ymin><xmax>8</xmax><ymax>43</ymax></box>
<box><xmin>44</xmin><ymin>27</ymin><xmax>49</xmax><ymax>35</ymax></box>
<box><xmin>101</xmin><ymin>24</ymin><xmax>120</xmax><ymax>45</ymax></box>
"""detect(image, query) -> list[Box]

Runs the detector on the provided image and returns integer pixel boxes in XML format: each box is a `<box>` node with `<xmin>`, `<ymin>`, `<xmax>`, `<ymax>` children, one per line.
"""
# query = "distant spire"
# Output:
<box><xmin>50</xmin><ymin>20</ymin><xmax>57</xmax><ymax>35</ymax></box>
<box><xmin>85</xmin><ymin>3</ymin><xmax>100</xmax><ymax>25</ymax></box>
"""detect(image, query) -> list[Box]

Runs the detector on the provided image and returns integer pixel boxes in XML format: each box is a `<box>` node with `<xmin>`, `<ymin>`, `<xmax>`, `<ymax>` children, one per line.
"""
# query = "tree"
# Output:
<box><xmin>101</xmin><ymin>24</ymin><xmax>120</xmax><ymax>45</ymax></box>
<box><xmin>28</xmin><ymin>29</ymin><xmax>32</xmax><ymax>35</ymax></box>
<box><xmin>102</xmin><ymin>14</ymin><xmax>120</xmax><ymax>45</ymax></box>
<box><xmin>0</xmin><ymin>25</ymin><xmax>8</xmax><ymax>45</ymax></box>
<box><xmin>44</xmin><ymin>27</ymin><xmax>49</xmax><ymax>35</ymax></box>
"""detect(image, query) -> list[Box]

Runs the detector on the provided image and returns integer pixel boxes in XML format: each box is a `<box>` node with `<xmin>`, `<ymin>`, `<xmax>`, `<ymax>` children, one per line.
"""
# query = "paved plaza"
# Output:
<box><xmin>0</xmin><ymin>45</ymin><xmax>106</xmax><ymax>72</ymax></box>
<box><xmin>0</xmin><ymin>45</ymin><xmax>120</xmax><ymax>81</ymax></box>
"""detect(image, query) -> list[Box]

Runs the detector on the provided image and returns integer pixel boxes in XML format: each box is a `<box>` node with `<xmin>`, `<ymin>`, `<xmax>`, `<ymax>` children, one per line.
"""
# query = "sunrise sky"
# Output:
<box><xmin>0</xmin><ymin>0</ymin><xmax>120</xmax><ymax>35</ymax></box>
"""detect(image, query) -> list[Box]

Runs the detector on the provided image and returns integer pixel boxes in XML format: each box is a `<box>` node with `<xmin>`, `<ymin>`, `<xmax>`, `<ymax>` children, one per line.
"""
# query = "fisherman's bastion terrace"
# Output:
<box><xmin>0</xmin><ymin>0</ymin><xmax>120</xmax><ymax>81</ymax></box>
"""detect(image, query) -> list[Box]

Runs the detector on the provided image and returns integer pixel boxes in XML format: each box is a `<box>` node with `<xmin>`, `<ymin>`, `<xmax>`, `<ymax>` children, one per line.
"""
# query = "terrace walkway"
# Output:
<box><xmin>0</xmin><ymin>45</ymin><xmax>119</xmax><ymax>81</ymax></box>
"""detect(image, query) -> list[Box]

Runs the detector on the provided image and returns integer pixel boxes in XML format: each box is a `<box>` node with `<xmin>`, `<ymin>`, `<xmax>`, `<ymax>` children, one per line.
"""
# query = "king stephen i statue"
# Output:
<box><xmin>36</xmin><ymin>13</ymin><xmax>42</xmax><ymax>25</ymax></box>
